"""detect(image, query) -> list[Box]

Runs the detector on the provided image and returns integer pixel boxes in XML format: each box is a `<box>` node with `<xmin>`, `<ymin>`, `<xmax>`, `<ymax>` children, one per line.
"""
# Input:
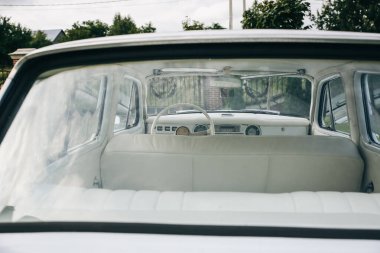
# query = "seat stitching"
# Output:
<box><xmin>264</xmin><ymin>156</ymin><xmax>270</xmax><ymax>193</ymax></box>
<box><xmin>101</xmin><ymin>190</ymin><xmax>113</xmax><ymax>210</ymax></box>
<box><xmin>370</xmin><ymin>194</ymin><xmax>380</xmax><ymax>212</ymax></box>
<box><xmin>289</xmin><ymin>192</ymin><xmax>297</xmax><ymax>213</ymax></box>
<box><xmin>153</xmin><ymin>192</ymin><xmax>161</xmax><ymax>211</ymax></box>
<box><xmin>315</xmin><ymin>192</ymin><xmax>325</xmax><ymax>213</ymax></box>
<box><xmin>191</xmin><ymin>157</ymin><xmax>194</xmax><ymax>191</ymax></box>
<box><xmin>342</xmin><ymin>193</ymin><xmax>354</xmax><ymax>213</ymax></box>
<box><xmin>105</xmin><ymin>151</ymin><xmax>360</xmax><ymax>159</ymax></box>
<box><xmin>127</xmin><ymin>191</ymin><xmax>136</xmax><ymax>210</ymax></box>
<box><xmin>181</xmin><ymin>192</ymin><xmax>185</xmax><ymax>211</ymax></box>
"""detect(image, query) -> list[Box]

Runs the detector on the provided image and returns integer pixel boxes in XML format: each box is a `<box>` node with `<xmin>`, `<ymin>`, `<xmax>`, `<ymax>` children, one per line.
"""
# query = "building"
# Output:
<box><xmin>40</xmin><ymin>29</ymin><xmax>66</xmax><ymax>43</ymax></box>
<box><xmin>8</xmin><ymin>48</ymin><xmax>36</xmax><ymax>66</ymax></box>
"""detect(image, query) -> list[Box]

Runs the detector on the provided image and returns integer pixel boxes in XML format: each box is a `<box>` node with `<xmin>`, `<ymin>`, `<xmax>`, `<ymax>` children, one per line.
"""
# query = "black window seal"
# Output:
<box><xmin>0</xmin><ymin>222</ymin><xmax>379</xmax><ymax>240</ymax></box>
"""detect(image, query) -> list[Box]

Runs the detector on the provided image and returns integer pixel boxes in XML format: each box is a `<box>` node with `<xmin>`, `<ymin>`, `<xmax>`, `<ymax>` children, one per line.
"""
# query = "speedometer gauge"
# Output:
<box><xmin>176</xmin><ymin>126</ymin><xmax>190</xmax><ymax>136</ymax></box>
<box><xmin>245</xmin><ymin>125</ymin><xmax>261</xmax><ymax>136</ymax></box>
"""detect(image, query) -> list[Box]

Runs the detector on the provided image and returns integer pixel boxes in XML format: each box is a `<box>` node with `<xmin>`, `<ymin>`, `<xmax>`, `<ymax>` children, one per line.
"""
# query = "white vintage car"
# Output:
<box><xmin>0</xmin><ymin>30</ymin><xmax>380</xmax><ymax>251</ymax></box>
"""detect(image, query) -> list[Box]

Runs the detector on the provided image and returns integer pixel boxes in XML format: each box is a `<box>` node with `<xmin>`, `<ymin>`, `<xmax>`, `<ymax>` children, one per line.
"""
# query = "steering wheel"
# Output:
<box><xmin>150</xmin><ymin>103</ymin><xmax>215</xmax><ymax>135</ymax></box>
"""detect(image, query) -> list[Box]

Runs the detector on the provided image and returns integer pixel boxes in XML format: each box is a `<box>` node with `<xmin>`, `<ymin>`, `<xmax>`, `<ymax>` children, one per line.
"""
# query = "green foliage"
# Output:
<box><xmin>65</xmin><ymin>20</ymin><xmax>109</xmax><ymax>41</ymax></box>
<box><xmin>242</xmin><ymin>0</ymin><xmax>311</xmax><ymax>29</ymax></box>
<box><xmin>65</xmin><ymin>13</ymin><xmax>156</xmax><ymax>40</ymax></box>
<box><xmin>225</xmin><ymin>88</ymin><xmax>245</xmax><ymax>110</ymax></box>
<box><xmin>282</xmin><ymin>77</ymin><xmax>311</xmax><ymax>117</ymax></box>
<box><xmin>0</xmin><ymin>16</ymin><xmax>32</xmax><ymax>66</ymax></box>
<box><xmin>139</xmin><ymin>22</ymin><xmax>156</xmax><ymax>33</ymax></box>
<box><xmin>0</xmin><ymin>68</ymin><xmax>11</xmax><ymax>87</ymax></box>
<box><xmin>30</xmin><ymin>31</ymin><xmax>53</xmax><ymax>48</ymax></box>
<box><xmin>182</xmin><ymin>17</ymin><xmax>205</xmax><ymax>30</ymax></box>
<box><xmin>109</xmin><ymin>13</ymin><xmax>156</xmax><ymax>35</ymax></box>
<box><xmin>206</xmin><ymin>23</ymin><xmax>225</xmax><ymax>30</ymax></box>
<box><xmin>314</xmin><ymin>0</ymin><xmax>380</xmax><ymax>33</ymax></box>
<box><xmin>109</xmin><ymin>13</ymin><xmax>138</xmax><ymax>35</ymax></box>
<box><xmin>182</xmin><ymin>17</ymin><xmax>225</xmax><ymax>31</ymax></box>
<box><xmin>243</xmin><ymin>76</ymin><xmax>311</xmax><ymax>117</ymax></box>
<box><xmin>0</xmin><ymin>13</ymin><xmax>156</xmax><ymax>66</ymax></box>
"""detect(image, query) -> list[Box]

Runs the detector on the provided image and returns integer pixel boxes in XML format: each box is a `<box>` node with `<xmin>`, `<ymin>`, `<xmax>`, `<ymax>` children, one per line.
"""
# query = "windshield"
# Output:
<box><xmin>147</xmin><ymin>75</ymin><xmax>311</xmax><ymax>118</ymax></box>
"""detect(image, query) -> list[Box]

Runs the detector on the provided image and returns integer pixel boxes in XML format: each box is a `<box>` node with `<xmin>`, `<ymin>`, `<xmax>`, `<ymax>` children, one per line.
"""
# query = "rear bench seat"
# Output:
<box><xmin>13</xmin><ymin>135</ymin><xmax>369</xmax><ymax>227</ymax></box>
<box><xmin>13</xmin><ymin>186</ymin><xmax>380</xmax><ymax>229</ymax></box>
<box><xmin>100</xmin><ymin>134</ymin><xmax>364</xmax><ymax>192</ymax></box>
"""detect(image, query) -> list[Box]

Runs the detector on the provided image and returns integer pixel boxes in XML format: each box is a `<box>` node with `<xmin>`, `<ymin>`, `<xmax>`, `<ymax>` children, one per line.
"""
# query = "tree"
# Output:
<box><xmin>109</xmin><ymin>13</ymin><xmax>138</xmax><ymax>35</ymax></box>
<box><xmin>182</xmin><ymin>17</ymin><xmax>225</xmax><ymax>31</ymax></box>
<box><xmin>241</xmin><ymin>0</ymin><xmax>311</xmax><ymax>29</ymax></box>
<box><xmin>314</xmin><ymin>0</ymin><xmax>380</xmax><ymax>33</ymax></box>
<box><xmin>108</xmin><ymin>13</ymin><xmax>156</xmax><ymax>35</ymax></box>
<box><xmin>0</xmin><ymin>16</ymin><xmax>32</xmax><ymax>67</ymax></box>
<box><xmin>206</xmin><ymin>23</ymin><xmax>225</xmax><ymax>30</ymax></box>
<box><xmin>139</xmin><ymin>22</ymin><xmax>156</xmax><ymax>33</ymax></box>
<box><xmin>182</xmin><ymin>18</ymin><xmax>205</xmax><ymax>30</ymax></box>
<box><xmin>30</xmin><ymin>31</ymin><xmax>52</xmax><ymax>48</ymax></box>
<box><xmin>65</xmin><ymin>20</ymin><xmax>109</xmax><ymax>41</ymax></box>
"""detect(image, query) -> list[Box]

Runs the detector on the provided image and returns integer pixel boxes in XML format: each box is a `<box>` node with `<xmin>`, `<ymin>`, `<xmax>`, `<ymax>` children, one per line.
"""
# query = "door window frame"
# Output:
<box><xmin>316</xmin><ymin>74</ymin><xmax>351</xmax><ymax>137</ymax></box>
<box><xmin>354</xmin><ymin>71</ymin><xmax>380</xmax><ymax>149</ymax></box>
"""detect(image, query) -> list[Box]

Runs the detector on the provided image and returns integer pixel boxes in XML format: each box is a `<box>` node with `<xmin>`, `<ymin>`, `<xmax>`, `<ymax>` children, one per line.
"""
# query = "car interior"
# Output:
<box><xmin>1</xmin><ymin>58</ymin><xmax>380</xmax><ymax>229</ymax></box>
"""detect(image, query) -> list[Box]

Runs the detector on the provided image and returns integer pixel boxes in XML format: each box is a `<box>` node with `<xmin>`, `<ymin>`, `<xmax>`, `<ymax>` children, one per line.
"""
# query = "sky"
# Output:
<box><xmin>0</xmin><ymin>0</ymin><xmax>324</xmax><ymax>32</ymax></box>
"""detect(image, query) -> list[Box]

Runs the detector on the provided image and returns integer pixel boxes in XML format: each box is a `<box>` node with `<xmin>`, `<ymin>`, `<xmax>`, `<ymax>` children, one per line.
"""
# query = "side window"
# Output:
<box><xmin>319</xmin><ymin>77</ymin><xmax>350</xmax><ymax>135</ymax></box>
<box><xmin>5</xmin><ymin>68</ymin><xmax>109</xmax><ymax>163</ymax></box>
<box><xmin>0</xmin><ymin>66</ymin><xmax>111</xmax><ymax>169</ymax></box>
<box><xmin>66</xmin><ymin>76</ymin><xmax>107</xmax><ymax>151</ymax></box>
<box><xmin>114</xmin><ymin>78</ymin><xmax>140</xmax><ymax>132</ymax></box>
<box><xmin>362</xmin><ymin>74</ymin><xmax>380</xmax><ymax>144</ymax></box>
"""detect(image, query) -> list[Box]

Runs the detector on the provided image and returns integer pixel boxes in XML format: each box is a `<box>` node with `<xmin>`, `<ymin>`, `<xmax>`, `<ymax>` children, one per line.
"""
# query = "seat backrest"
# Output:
<box><xmin>100</xmin><ymin>134</ymin><xmax>364</xmax><ymax>192</ymax></box>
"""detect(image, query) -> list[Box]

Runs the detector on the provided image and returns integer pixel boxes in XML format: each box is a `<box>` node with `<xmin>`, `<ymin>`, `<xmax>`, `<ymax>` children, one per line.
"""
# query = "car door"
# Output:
<box><xmin>313</xmin><ymin>63</ymin><xmax>380</xmax><ymax>193</ymax></box>
<box><xmin>354</xmin><ymin>71</ymin><xmax>380</xmax><ymax>193</ymax></box>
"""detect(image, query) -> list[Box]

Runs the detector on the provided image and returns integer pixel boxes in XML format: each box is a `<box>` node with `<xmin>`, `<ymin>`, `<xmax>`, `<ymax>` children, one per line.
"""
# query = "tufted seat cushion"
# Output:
<box><xmin>16</xmin><ymin>186</ymin><xmax>380</xmax><ymax>213</ymax></box>
<box><xmin>13</xmin><ymin>185</ymin><xmax>380</xmax><ymax>229</ymax></box>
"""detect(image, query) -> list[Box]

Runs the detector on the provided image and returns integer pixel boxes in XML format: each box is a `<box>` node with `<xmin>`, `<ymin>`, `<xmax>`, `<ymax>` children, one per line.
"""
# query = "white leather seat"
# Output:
<box><xmin>100</xmin><ymin>134</ymin><xmax>364</xmax><ymax>192</ymax></box>
<box><xmin>13</xmin><ymin>185</ymin><xmax>380</xmax><ymax>229</ymax></box>
<box><xmin>27</xmin><ymin>187</ymin><xmax>380</xmax><ymax>213</ymax></box>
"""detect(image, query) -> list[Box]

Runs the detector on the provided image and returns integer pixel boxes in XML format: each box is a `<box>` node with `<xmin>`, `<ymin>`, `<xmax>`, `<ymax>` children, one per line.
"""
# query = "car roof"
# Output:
<box><xmin>28</xmin><ymin>29</ymin><xmax>380</xmax><ymax>53</ymax></box>
<box><xmin>11</xmin><ymin>29</ymin><xmax>380</xmax><ymax>70</ymax></box>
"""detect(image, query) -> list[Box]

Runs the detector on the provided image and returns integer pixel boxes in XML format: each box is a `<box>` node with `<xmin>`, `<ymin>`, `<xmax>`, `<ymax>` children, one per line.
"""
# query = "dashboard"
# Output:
<box><xmin>146</xmin><ymin>113</ymin><xmax>310</xmax><ymax>136</ymax></box>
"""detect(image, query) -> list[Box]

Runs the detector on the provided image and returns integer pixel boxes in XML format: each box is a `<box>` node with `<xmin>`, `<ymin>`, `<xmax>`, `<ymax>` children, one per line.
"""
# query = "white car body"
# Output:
<box><xmin>0</xmin><ymin>30</ymin><xmax>380</xmax><ymax>251</ymax></box>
